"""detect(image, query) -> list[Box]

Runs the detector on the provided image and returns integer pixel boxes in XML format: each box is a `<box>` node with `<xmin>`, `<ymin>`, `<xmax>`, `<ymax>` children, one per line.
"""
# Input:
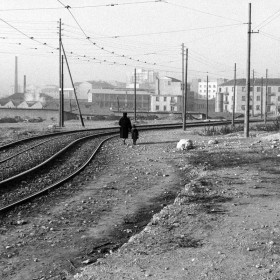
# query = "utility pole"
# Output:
<box><xmin>244</xmin><ymin>3</ymin><xmax>251</xmax><ymax>138</ymax></box>
<box><xmin>134</xmin><ymin>68</ymin><xmax>137</xmax><ymax>122</ymax></box>
<box><xmin>264</xmin><ymin>69</ymin><xmax>268</xmax><ymax>124</ymax></box>
<box><xmin>183</xmin><ymin>48</ymin><xmax>188</xmax><ymax>130</ymax></box>
<box><xmin>59</xmin><ymin>18</ymin><xmax>62</xmax><ymax>127</ymax></box>
<box><xmin>261</xmin><ymin>77</ymin><xmax>263</xmax><ymax>119</ymax></box>
<box><xmin>252</xmin><ymin>69</ymin><xmax>255</xmax><ymax>117</ymax></box>
<box><xmin>244</xmin><ymin>3</ymin><xmax>259</xmax><ymax>137</ymax></box>
<box><xmin>206</xmin><ymin>74</ymin><xmax>209</xmax><ymax>119</ymax></box>
<box><xmin>232</xmin><ymin>63</ymin><xmax>237</xmax><ymax>126</ymax></box>
<box><xmin>61</xmin><ymin>42</ymin><xmax>85</xmax><ymax>127</ymax></box>
<box><xmin>61</xmin><ymin>55</ymin><xmax>64</xmax><ymax>127</ymax></box>
<box><xmin>181</xmin><ymin>43</ymin><xmax>185</xmax><ymax>121</ymax></box>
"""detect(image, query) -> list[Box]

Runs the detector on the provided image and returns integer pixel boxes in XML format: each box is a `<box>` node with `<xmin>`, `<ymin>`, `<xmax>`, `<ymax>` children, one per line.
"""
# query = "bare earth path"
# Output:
<box><xmin>74</xmin><ymin>130</ymin><xmax>280</xmax><ymax>280</ymax></box>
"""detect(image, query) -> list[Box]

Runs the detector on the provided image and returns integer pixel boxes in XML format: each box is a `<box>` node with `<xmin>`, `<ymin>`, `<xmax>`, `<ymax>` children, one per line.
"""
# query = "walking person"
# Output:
<box><xmin>119</xmin><ymin>112</ymin><xmax>132</xmax><ymax>145</ymax></box>
<box><xmin>131</xmin><ymin>124</ymin><xmax>139</xmax><ymax>145</ymax></box>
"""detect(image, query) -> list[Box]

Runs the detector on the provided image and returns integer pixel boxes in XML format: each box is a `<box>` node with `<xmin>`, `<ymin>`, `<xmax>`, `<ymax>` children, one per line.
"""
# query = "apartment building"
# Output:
<box><xmin>218</xmin><ymin>78</ymin><xmax>280</xmax><ymax>115</ymax></box>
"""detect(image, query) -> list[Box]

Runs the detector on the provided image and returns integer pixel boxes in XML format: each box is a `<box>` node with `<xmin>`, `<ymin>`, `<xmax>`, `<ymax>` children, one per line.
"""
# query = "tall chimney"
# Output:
<box><xmin>23</xmin><ymin>75</ymin><xmax>26</xmax><ymax>93</ymax></box>
<box><xmin>14</xmin><ymin>56</ymin><xmax>18</xmax><ymax>93</ymax></box>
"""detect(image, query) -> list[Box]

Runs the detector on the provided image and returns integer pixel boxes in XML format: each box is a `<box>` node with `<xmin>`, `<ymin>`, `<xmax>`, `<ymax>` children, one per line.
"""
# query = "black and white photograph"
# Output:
<box><xmin>1</xmin><ymin>0</ymin><xmax>280</xmax><ymax>279</ymax></box>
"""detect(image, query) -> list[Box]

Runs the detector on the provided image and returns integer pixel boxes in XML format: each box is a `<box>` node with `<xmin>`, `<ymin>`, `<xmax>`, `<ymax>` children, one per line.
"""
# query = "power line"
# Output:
<box><xmin>253</xmin><ymin>8</ymin><xmax>280</xmax><ymax>30</ymax></box>
<box><xmin>57</xmin><ymin>0</ymin><xmax>160</xmax><ymax>66</ymax></box>
<box><xmin>0</xmin><ymin>1</ymin><xmax>159</xmax><ymax>12</ymax></box>
<box><xmin>165</xmin><ymin>1</ymin><xmax>243</xmax><ymax>23</ymax></box>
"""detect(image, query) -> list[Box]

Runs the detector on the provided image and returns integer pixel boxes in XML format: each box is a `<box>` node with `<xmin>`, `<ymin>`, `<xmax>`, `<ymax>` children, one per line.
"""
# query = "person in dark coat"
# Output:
<box><xmin>131</xmin><ymin>124</ymin><xmax>139</xmax><ymax>145</ymax></box>
<box><xmin>119</xmin><ymin>112</ymin><xmax>132</xmax><ymax>144</ymax></box>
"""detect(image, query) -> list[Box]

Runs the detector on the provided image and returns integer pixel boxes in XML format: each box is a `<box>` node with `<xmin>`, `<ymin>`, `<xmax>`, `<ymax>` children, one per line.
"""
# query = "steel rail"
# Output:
<box><xmin>0</xmin><ymin>135</ymin><xmax>117</xmax><ymax>213</ymax></box>
<box><xmin>0</xmin><ymin>119</ymin><xmax>249</xmax><ymax>151</ymax></box>
<box><xmin>0</xmin><ymin>130</ymin><xmax>118</xmax><ymax>187</ymax></box>
<box><xmin>0</xmin><ymin>119</ymin><xmax>270</xmax><ymax>213</ymax></box>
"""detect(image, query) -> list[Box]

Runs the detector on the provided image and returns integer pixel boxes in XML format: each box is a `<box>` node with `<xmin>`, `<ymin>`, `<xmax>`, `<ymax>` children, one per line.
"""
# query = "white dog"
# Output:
<box><xmin>176</xmin><ymin>139</ymin><xmax>193</xmax><ymax>150</ymax></box>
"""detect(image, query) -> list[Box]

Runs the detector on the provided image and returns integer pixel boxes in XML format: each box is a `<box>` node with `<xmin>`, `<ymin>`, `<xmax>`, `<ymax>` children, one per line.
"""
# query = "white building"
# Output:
<box><xmin>151</xmin><ymin>76</ymin><xmax>182</xmax><ymax>112</ymax></box>
<box><xmin>198</xmin><ymin>81</ymin><xmax>217</xmax><ymax>99</ymax></box>
<box><xmin>126</xmin><ymin>69</ymin><xmax>158</xmax><ymax>89</ymax></box>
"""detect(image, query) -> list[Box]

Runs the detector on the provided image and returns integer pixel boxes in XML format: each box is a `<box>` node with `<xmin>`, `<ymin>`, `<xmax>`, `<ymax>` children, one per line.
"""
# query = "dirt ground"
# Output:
<box><xmin>1</xmin><ymin>122</ymin><xmax>280</xmax><ymax>280</ymax></box>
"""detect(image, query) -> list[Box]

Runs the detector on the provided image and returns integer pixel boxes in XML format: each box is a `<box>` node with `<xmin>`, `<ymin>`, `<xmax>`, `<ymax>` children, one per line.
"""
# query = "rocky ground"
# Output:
<box><xmin>0</xmin><ymin>122</ymin><xmax>280</xmax><ymax>279</ymax></box>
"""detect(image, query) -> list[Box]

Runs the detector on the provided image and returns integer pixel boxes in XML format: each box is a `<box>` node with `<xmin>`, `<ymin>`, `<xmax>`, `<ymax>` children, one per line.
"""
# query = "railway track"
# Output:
<box><xmin>0</xmin><ymin>119</ymin><xmax>263</xmax><ymax>213</ymax></box>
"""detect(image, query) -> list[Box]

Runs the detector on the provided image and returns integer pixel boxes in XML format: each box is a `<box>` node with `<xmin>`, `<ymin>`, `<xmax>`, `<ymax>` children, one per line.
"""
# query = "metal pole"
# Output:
<box><xmin>59</xmin><ymin>18</ymin><xmax>62</xmax><ymax>127</ymax></box>
<box><xmin>183</xmin><ymin>48</ymin><xmax>188</xmax><ymax>130</ymax></box>
<box><xmin>244</xmin><ymin>3</ymin><xmax>251</xmax><ymax>138</ymax></box>
<box><xmin>206</xmin><ymin>75</ymin><xmax>209</xmax><ymax>119</ymax></box>
<box><xmin>181</xmin><ymin>43</ymin><xmax>185</xmax><ymax>120</ymax></box>
<box><xmin>261</xmin><ymin>77</ymin><xmax>263</xmax><ymax>119</ymax></box>
<box><xmin>61</xmin><ymin>55</ymin><xmax>64</xmax><ymax>127</ymax></box>
<box><xmin>232</xmin><ymin>63</ymin><xmax>236</xmax><ymax>126</ymax></box>
<box><xmin>264</xmin><ymin>69</ymin><xmax>268</xmax><ymax>124</ymax></box>
<box><xmin>61</xmin><ymin>42</ymin><xmax>85</xmax><ymax>127</ymax></box>
<box><xmin>134</xmin><ymin>68</ymin><xmax>137</xmax><ymax>122</ymax></box>
<box><xmin>252</xmin><ymin>69</ymin><xmax>255</xmax><ymax>117</ymax></box>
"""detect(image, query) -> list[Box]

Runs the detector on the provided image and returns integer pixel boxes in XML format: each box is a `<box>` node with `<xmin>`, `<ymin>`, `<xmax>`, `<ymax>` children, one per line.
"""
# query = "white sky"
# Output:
<box><xmin>0</xmin><ymin>0</ymin><xmax>280</xmax><ymax>96</ymax></box>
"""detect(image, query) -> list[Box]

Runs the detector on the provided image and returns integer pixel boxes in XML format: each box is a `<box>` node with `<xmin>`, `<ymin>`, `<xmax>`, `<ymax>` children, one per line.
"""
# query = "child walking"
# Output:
<box><xmin>131</xmin><ymin>124</ymin><xmax>139</xmax><ymax>145</ymax></box>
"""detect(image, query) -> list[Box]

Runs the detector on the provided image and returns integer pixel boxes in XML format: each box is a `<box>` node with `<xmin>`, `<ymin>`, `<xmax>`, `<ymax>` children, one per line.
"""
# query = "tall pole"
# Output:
<box><xmin>232</xmin><ymin>63</ymin><xmax>236</xmax><ymax>126</ymax></box>
<box><xmin>244</xmin><ymin>3</ymin><xmax>252</xmax><ymax>138</ymax></box>
<box><xmin>252</xmin><ymin>69</ymin><xmax>255</xmax><ymax>117</ymax></box>
<box><xmin>206</xmin><ymin>74</ymin><xmax>209</xmax><ymax>119</ymax></box>
<box><xmin>181</xmin><ymin>43</ymin><xmax>185</xmax><ymax>120</ymax></box>
<box><xmin>264</xmin><ymin>69</ymin><xmax>268</xmax><ymax>124</ymax></box>
<box><xmin>134</xmin><ymin>68</ymin><xmax>137</xmax><ymax>122</ymax></box>
<box><xmin>61</xmin><ymin>42</ymin><xmax>84</xmax><ymax>127</ymax></box>
<box><xmin>14</xmin><ymin>56</ymin><xmax>18</xmax><ymax>94</ymax></box>
<box><xmin>59</xmin><ymin>18</ymin><xmax>62</xmax><ymax>127</ymax></box>
<box><xmin>183</xmin><ymin>48</ymin><xmax>188</xmax><ymax>130</ymax></box>
<box><xmin>61</xmin><ymin>55</ymin><xmax>64</xmax><ymax>127</ymax></box>
<box><xmin>261</xmin><ymin>77</ymin><xmax>263</xmax><ymax>119</ymax></box>
<box><xmin>23</xmin><ymin>75</ymin><xmax>26</xmax><ymax>94</ymax></box>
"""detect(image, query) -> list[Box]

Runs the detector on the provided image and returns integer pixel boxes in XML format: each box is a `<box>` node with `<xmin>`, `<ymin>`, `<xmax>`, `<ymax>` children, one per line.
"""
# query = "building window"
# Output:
<box><xmin>232</xmin><ymin>96</ymin><xmax>234</xmax><ymax>101</ymax></box>
<box><xmin>209</xmin><ymin>85</ymin><xmax>211</xmax><ymax>88</ymax></box>
<box><xmin>257</xmin><ymin>87</ymin><xmax>261</xmax><ymax>92</ymax></box>
<box><xmin>219</xmin><ymin>88</ymin><xmax>221</xmax><ymax>92</ymax></box>
<box><xmin>242</xmin><ymin>96</ymin><xmax>246</xmax><ymax>101</ymax></box>
<box><xmin>232</xmin><ymin>87</ymin><xmax>234</xmax><ymax>91</ymax></box>
<box><xmin>241</xmin><ymin>105</ymin><xmax>245</xmax><ymax>110</ymax></box>
<box><xmin>163</xmin><ymin>105</ymin><xmax>167</xmax><ymax>111</ymax></box>
<box><xmin>225</xmin><ymin>87</ymin><xmax>228</xmax><ymax>93</ymax></box>
<box><xmin>268</xmin><ymin>87</ymin><xmax>271</xmax><ymax>94</ymax></box>
<box><xmin>278</xmin><ymin>87</ymin><xmax>280</xmax><ymax>92</ymax></box>
<box><xmin>257</xmin><ymin>96</ymin><xmax>260</xmax><ymax>101</ymax></box>
<box><xmin>171</xmin><ymin>106</ymin><xmax>174</xmax><ymax>111</ymax></box>
<box><xmin>155</xmin><ymin>105</ymin><xmax>159</xmax><ymax>111</ymax></box>
<box><xmin>156</xmin><ymin>97</ymin><xmax>159</xmax><ymax>102</ymax></box>
<box><xmin>250</xmin><ymin>87</ymin><xmax>253</xmax><ymax>92</ymax></box>
<box><xmin>213</xmin><ymin>85</ymin><xmax>216</xmax><ymax>88</ymax></box>
<box><xmin>168</xmin><ymin>81</ymin><xmax>171</xmax><ymax>85</ymax></box>
<box><xmin>225</xmin><ymin>105</ymin><xmax>228</xmax><ymax>111</ymax></box>
<box><xmin>242</xmin><ymin>87</ymin><xmax>245</xmax><ymax>92</ymax></box>
<box><xmin>163</xmin><ymin>97</ymin><xmax>167</xmax><ymax>101</ymax></box>
<box><xmin>256</xmin><ymin>105</ymin><xmax>260</xmax><ymax>110</ymax></box>
<box><xmin>278</xmin><ymin>96</ymin><xmax>280</xmax><ymax>101</ymax></box>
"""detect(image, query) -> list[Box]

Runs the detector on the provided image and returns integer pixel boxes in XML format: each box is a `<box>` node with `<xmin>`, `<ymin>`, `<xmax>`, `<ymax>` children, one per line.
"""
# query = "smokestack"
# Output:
<box><xmin>23</xmin><ymin>75</ymin><xmax>26</xmax><ymax>93</ymax></box>
<box><xmin>14</xmin><ymin>56</ymin><xmax>18</xmax><ymax>93</ymax></box>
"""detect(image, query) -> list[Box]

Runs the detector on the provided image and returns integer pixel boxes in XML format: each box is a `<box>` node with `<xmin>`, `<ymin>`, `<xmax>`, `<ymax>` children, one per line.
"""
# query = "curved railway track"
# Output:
<box><xmin>0</xmin><ymin>119</ymin><xmax>262</xmax><ymax>213</ymax></box>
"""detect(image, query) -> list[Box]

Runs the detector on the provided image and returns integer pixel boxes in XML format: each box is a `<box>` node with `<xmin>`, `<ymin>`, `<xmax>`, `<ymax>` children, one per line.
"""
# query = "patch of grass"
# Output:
<box><xmin>195</xmin><ymin>124</ymin><xmax>244</xmax><ymax>136</ymax></box>
<box><xmin>252</xmin><ymin>117</ymin><xmax>280</xmax><ymax>132</ymax></box>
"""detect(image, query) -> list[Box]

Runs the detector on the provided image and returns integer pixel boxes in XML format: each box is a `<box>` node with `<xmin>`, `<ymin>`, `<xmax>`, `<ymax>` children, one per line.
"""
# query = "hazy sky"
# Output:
<box><xmin>0</xmin><ymin>0</ymin><xmax>280</xmax><ymax>96</ymax></box>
